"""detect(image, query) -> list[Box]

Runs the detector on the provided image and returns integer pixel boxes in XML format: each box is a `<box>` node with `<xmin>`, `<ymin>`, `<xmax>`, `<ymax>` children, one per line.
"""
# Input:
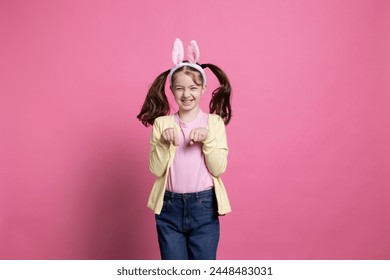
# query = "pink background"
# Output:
<box><xmin>1</xmin><ymin>0</ymin><xmax>389</xmax><ymax>259</ymax></box>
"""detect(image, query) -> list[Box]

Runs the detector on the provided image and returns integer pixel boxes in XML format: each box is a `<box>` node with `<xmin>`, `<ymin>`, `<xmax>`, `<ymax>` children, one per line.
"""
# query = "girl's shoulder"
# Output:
<box><xmin>208</xmin><ymin>113</ymin><xmax>222</xmax><ymax>120</ymax></box>
<box><xmin>207</xmin><ymin>113</ymin><xmax>224</xmax><ymax>124</ymax></box>
<box><xmin>154</xmin><ymin>115</ymin><xmax>175</xmax><ymax>126</ymax></box>
<box><xmin>207</xmin><ymin>114</ymin><xmax>226</xmax><ymax>131</ymax></box>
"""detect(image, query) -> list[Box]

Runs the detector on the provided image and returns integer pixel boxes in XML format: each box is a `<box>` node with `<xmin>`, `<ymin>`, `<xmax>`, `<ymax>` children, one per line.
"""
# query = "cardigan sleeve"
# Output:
<box><xmin>202</xmin><ymin>115</ymin><xmax>228</xmax><ymax>177</ymax></box>
<box><xmin>149</xmin><ymin>118</ymin><xmax>171</xmax><ymax>178</ymax></box>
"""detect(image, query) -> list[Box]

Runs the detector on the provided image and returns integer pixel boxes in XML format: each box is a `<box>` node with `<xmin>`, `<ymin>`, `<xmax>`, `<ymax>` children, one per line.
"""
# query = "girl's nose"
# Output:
<box><xmin>182</xmin><ymin>89</ymin><xmax>191</xmax><ymax>97</ymax></box>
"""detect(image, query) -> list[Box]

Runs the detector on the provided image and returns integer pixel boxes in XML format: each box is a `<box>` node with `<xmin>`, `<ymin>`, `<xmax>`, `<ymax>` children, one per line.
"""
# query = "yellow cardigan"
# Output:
<box><xmin>147</xmin><ymin>114</ymin><xmax>232</xmax><ymax>215</ymax></box>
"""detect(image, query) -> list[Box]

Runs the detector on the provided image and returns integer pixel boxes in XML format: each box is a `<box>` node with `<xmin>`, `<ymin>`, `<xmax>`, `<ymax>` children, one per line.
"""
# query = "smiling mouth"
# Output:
<box><xmin>181</xmin><ymin>99</ymin><xmax>194</xmax><ymax>105</ymax></box>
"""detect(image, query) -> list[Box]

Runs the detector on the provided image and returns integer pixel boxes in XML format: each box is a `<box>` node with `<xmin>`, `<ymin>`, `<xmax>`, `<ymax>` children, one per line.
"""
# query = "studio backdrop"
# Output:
<box><xmin>1</xmin><ymin>0</ymin><xmax>389</xmax><ymax>259</ymax></box>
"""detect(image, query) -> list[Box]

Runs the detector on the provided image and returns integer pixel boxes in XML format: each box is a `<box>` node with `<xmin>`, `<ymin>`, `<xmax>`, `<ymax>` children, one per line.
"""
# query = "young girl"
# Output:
<box><xmin>137</xmin><ymin>38</ymin><xmax>232</xmax><ymax>260</ymax></box>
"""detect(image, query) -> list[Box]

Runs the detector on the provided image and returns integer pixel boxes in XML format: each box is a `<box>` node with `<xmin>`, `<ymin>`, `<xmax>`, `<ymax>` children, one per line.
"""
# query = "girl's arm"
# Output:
<box><xmin>149</xmin><ymin>119</ymin><xmax>171</xmax><ymax>177</ymax></box>
<box><xmin>203</xmin><ymin>116</ymin><xmax>228</xmax><ymax>177</ymax></box>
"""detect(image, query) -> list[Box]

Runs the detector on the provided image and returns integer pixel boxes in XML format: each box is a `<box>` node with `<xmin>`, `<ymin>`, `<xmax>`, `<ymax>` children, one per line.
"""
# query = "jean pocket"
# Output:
<box><xmin>197</xmin><ymin>197</ymin><xmax>217</xmax><ymax>212</ymax></box>
<box><xmin>161</xmin><ymin>198</ymin><xmax>173</xmax><ymax>212</ymax></box>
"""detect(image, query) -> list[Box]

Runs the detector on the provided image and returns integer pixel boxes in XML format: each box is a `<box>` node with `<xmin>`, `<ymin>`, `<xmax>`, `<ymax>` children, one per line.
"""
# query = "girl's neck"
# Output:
<box><xmin>178</xmin><ymin>108</ymin><xmax>200</xmax><ymax>123</ymax></box>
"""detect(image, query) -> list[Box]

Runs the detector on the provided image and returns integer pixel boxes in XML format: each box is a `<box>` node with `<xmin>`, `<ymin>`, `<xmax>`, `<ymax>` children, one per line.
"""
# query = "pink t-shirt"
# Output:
<box><xmin>166</xmin><ymin>110</ymin><xmax>214</xmax><ymax>193</ymax></box>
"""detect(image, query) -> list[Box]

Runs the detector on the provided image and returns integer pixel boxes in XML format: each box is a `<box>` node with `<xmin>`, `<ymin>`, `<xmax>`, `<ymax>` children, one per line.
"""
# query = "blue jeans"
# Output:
<box><xmin>155</xmin><ymin>189</ymin><xmax>220</xmax><ymax>260</ymax></box>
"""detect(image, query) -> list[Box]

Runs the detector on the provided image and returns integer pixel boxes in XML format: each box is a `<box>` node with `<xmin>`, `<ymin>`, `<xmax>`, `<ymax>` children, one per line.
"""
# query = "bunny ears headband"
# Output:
<box><xmin>168</xmin><ymin>38</ymin><xmax>207</xmax><ymax>85</ymax></box>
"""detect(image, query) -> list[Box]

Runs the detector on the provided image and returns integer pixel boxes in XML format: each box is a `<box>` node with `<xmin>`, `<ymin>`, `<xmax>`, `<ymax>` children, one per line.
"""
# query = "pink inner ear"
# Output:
<box><xmin>172</xmin><ymin>38</ymin><xmax>184</xmax><ymax>65</ymax></box>
<box><xmin>187</xmin><ymin>40</ymin><xmax>200</xmax><ymax>63</ymax></box>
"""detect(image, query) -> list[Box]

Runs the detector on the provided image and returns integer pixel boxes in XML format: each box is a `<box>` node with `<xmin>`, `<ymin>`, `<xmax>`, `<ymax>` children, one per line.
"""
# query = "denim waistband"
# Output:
<box><xmin>164</xmin><ymin>188</ymin><xmax>215</xmax><ymax>199</ymax></box>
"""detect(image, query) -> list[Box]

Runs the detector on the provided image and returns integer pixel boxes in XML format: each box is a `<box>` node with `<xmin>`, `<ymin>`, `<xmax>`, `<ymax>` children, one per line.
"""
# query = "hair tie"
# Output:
<box><xmin>169</xmin><ymin>38</ymin><xmax>207</xmax><ymax>85</ymax></box>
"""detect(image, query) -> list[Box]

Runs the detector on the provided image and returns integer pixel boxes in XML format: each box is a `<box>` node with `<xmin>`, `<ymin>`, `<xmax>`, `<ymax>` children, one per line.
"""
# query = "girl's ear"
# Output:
<box><xmin>201</xmin><ymin>85</ymin><xmax>206</xmax><ymax>95</ymax></box>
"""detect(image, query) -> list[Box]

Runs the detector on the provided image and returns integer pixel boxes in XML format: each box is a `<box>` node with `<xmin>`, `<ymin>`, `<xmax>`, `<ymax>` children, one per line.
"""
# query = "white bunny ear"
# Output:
<box><xmin>187</xmin><ymin>40</ymin><xmax>200</xmax><ymax>63</ymax></box>
<box><xmin>172</xmin><ymin>38</ymin><xmax>184</xmax><ymax>65</ymax></box>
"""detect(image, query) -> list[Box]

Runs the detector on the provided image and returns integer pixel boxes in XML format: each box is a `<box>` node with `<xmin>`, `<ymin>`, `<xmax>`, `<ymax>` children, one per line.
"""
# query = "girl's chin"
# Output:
<box><xmin>179</xmin><ymin>104</ymin><xmax>199</xmax><ymax>112</ymax></box>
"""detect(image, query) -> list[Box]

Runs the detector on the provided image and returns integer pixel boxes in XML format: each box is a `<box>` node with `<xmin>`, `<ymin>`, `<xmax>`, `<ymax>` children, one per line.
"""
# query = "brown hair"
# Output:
<box><xmin>137</xmin><ymin>63</ymin><xmax>232</xmax><ymax>126</ymax></box>
<box><xmin>172</xmin><ymin>66</ymin><xmax>203</xmax><ymax>86</ymax></box>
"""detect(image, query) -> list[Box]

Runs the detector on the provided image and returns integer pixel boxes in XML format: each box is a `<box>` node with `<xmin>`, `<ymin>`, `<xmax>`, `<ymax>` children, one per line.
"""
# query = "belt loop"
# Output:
<box><xmin>196</xmin><ymin>191</ymin><xmax>199</xmax><ymax>199</ymax></box>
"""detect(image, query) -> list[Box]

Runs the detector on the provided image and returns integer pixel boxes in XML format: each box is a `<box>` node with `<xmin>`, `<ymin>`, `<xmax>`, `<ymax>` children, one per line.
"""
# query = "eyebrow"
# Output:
<box><xmin>173</xmin><ymin>84</ymin><xmax>199</xmax><ymax>88</ymax></box>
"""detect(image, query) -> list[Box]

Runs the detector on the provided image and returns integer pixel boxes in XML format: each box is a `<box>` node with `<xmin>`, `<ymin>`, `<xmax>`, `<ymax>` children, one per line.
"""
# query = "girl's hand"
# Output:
<box><xmin>189</xmin><ymin>127</ymin><xmax>208</xmax><ymax>145</ymax></box>
<box><xmin>162</xmin><ymin>128</ymin><xmax>179</xmax><ymax>146</ymax></box>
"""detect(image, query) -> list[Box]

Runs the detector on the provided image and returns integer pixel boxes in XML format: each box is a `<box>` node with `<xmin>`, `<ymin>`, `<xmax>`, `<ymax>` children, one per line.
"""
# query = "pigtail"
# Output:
<box><xmin>202</xmin><ymin>63</ymin><xmax>232</xmax><ymax>125</ymax></box>
<box><xmin>137</xmin><ymin>70</ymin><xmax>170</xmax><ymax>126</ymax></box>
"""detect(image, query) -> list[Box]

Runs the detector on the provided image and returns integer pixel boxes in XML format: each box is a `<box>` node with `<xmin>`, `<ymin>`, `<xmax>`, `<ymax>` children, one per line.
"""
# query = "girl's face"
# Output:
<box><xmin>170</xmin><ymin>71</ymin><xmax>206</xmax><ymax>115</ymax></box>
